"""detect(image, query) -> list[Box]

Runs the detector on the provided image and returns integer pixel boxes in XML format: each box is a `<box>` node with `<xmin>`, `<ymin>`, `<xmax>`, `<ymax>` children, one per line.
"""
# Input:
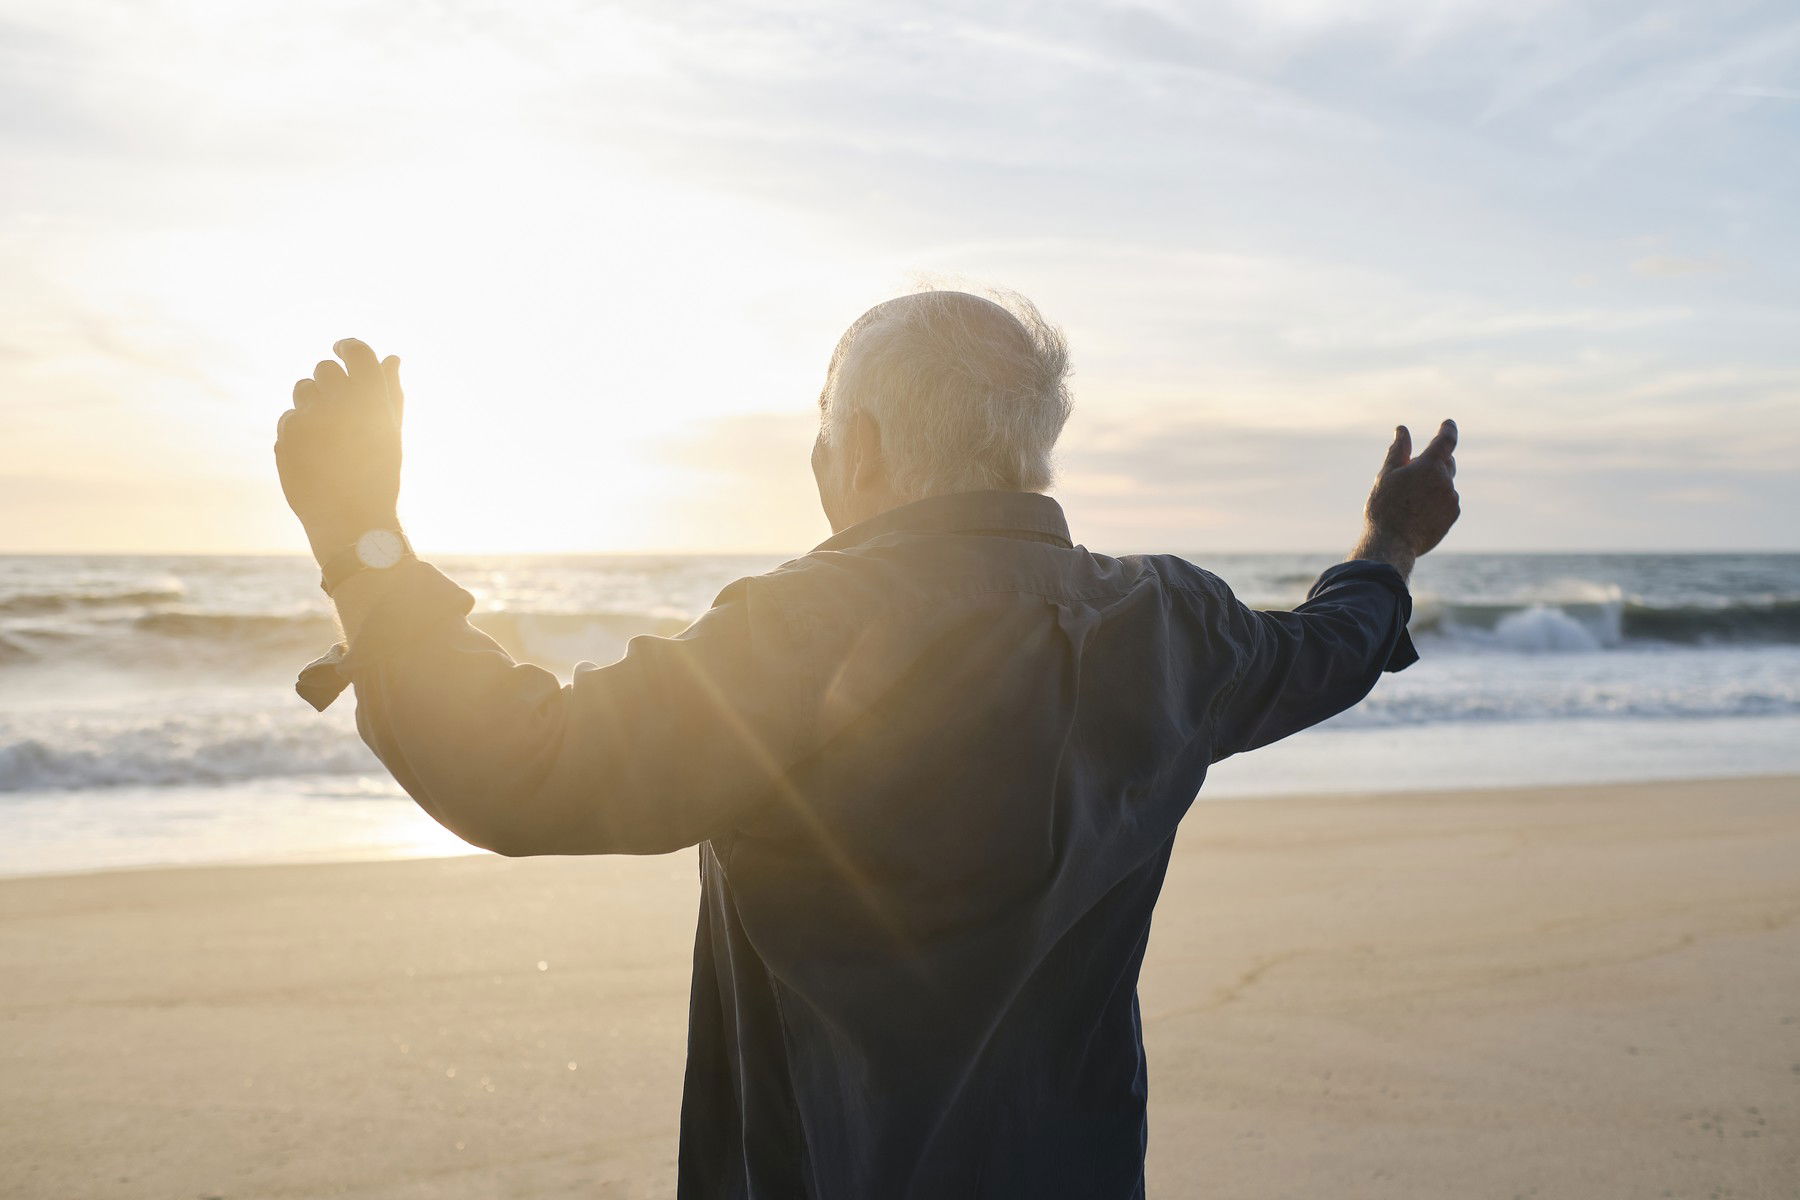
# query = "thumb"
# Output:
<box><xmin>1381</xmin><ymin>425</ymin><xmax>1411</xmax><ymax>474</ymax></box>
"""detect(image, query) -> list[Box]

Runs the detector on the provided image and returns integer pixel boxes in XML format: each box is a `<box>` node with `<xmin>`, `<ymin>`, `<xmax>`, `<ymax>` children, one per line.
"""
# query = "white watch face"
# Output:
<box><xmin>355</xmin><ymin>529</ymin><xmax>407</xmax><ymax>569</ymax></box>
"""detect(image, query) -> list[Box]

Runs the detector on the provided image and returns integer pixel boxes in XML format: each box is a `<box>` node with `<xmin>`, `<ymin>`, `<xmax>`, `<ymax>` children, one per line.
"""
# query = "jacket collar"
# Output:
<box><xmin>811</xmin><ymin>490</ymin><xmax>1072</xmax><ymax>554</ymax></box>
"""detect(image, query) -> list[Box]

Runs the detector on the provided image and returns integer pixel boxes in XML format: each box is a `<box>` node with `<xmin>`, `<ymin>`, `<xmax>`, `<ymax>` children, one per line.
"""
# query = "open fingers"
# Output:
<box><xmin>334</xmin><ymin>337</ymin><xmax>398</xmax><ymax>425</ymax></box>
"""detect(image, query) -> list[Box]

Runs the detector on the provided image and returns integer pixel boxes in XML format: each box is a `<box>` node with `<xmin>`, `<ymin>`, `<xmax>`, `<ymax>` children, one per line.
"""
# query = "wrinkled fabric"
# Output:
<box><xmin>298</xmin><ymin>490</ymin><xmax>1417</xmax><ymax>1199</ymax></box>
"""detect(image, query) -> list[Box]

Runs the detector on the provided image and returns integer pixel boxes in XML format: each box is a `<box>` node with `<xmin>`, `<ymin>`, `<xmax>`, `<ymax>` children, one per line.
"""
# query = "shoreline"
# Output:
<box><xmin>5</xmin><ymin>773</ymin><xmax>1797</xmax><ymax>1197</ymax></box>
<box><xmin>8</xmin><ymin>742</ymin><xmax>1800</xmax><ymax>881</ymax></box>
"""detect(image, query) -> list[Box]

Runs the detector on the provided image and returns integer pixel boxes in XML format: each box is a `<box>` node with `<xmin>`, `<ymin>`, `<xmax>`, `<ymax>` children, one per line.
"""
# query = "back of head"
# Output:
<box><xmin>821</xmin><ymin>289</ymin><xmax>1073</xmax><ymax>501</ymax></box>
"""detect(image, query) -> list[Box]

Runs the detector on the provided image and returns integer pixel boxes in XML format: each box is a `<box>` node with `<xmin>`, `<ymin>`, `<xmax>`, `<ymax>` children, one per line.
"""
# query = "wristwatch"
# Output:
<box><xmin>319</xmin><ymin>528</ymin><xmax>416</xmax><ymax>596</ymax></box>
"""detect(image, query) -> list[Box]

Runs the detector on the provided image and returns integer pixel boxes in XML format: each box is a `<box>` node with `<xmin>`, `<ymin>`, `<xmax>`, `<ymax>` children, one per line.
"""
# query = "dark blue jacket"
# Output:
<box><xmin>299</xmin><ymin>489</ymin><xmax>1417</xmax><ymax>1199</ymax></box>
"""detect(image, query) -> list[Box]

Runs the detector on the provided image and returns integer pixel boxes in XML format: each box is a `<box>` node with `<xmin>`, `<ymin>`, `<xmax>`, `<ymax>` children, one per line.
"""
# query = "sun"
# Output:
<box><xmin>270</xmin><ymin>151</ymin><xmax>879</xmax><ymax>553</ymax></box>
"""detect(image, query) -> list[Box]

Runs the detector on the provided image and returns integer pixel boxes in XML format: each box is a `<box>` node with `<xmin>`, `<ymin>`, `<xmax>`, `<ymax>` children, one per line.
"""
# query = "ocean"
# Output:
<box><xmin>3</xmin><ymin>551</ymin><xmax>1797</xmax><ymax>877</ymax></box>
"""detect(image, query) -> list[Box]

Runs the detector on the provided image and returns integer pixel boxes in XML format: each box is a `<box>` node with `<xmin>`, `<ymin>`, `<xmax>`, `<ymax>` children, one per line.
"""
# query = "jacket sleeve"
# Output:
<box><xmin>295</xmin><ymin>559</ymin><xmax>812</xmax><ymax>857</ymax></box>
<box><xmin>1209</xmin><ymin>559</ymin><xmax>1418</xmax><ymax>762</ymax></box>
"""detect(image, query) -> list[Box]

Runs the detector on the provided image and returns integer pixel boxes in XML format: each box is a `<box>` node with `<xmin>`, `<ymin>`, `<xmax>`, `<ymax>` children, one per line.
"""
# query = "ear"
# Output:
<box><xmin>847</xmin><ymin>409</ymin><xmax>888</xmax><ymax>494</ymax></box>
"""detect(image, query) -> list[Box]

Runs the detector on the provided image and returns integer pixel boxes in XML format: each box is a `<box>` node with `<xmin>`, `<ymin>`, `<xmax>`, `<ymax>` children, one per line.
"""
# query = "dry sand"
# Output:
<box><xmin>4</xmin><ymin>775</ymin><xmax>1797</xmax><ymax>1199</ymax></box>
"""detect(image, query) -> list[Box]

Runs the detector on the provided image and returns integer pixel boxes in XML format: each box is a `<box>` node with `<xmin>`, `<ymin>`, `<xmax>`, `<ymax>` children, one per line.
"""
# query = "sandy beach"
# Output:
<box><xmin>5</xmin><ymin>774</ymin><xmax>1797</xmax><ymax>1199</ymax></box>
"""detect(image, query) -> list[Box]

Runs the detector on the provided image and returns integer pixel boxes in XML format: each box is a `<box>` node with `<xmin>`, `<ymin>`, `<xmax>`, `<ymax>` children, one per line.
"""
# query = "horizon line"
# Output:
<box><xmin>2</xmin><ymin>546</ymin><xmax>1796</xmax><ymax>558</ymax></box>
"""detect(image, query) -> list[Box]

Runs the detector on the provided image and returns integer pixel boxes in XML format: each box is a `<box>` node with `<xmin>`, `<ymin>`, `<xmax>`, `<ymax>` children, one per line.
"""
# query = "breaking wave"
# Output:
<box><xmin>0</xmin><ymin>606</ymin><xmax>693</xmax><ymax>678</ymax></box>
<box><xmin>1410</xmin><ymin>595</ymin><xmax>1800</xmax><ymax>652</ymax></box>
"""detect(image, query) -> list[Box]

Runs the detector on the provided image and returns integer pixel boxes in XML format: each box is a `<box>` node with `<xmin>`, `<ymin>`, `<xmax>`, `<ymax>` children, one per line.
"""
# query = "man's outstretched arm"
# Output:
<box><xmin>275</xmin><ymin>339</ymin><xmax>809</xmax><ymax>857</ymax></box>
<box><xmin>1210</xmin><ymin>420</ymin><xmax>1461</xmax><ymax>760</ymax></box>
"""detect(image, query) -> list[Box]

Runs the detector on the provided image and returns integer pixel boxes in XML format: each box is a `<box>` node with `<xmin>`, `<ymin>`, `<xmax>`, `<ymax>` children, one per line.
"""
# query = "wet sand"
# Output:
<box><xmin>4</xmin><ymin>775</ymin><xmax>1797</xmax><ymax>1198</ymax></box>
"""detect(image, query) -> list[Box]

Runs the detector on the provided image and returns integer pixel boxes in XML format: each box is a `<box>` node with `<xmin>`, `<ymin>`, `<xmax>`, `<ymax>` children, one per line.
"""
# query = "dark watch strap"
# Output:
<box><xmin>318</xmin><ymin>531</ymin><xmax>415</xmax><ymax>596</ymax></box>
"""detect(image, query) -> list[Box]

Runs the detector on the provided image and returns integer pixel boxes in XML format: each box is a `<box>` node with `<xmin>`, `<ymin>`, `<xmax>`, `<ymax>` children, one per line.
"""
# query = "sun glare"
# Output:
<box><xmin>226</xmin><ymin>145</ymin><xmax>880</xmax><ymax>553</ymax></box>
<box><xmin>364</xmin><ymin>161</ymin><xmax>860</xmax><ymax>552</ymax></box>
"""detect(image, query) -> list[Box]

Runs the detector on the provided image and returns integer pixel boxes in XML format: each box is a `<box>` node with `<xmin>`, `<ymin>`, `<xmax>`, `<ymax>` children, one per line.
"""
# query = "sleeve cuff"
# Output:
<box><xmin>294</xmin><ymin>559</ymin><xmax>477</xmax><ymax>711</ymax></box>
<box><xmin>1307</xmin><ymin>558</ymin><xmax>1421</xmax><ymax>673</ymax></box>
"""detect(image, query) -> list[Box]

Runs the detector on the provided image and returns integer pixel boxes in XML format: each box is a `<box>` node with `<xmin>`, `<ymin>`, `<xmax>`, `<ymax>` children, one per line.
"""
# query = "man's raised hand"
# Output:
<box><xmin>1364</xmin><ymin>419</ymin><xmax>1461</xmax><ymax>559</ymax></box>
<box><xmin>274</xmin><ymin>337</ymin><xmax>406</xmax><ymax>560</ymax></box>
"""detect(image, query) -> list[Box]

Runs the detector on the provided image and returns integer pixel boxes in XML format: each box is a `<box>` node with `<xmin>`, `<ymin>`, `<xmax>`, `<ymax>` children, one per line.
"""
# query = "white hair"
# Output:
<box><xmin>820</xmin><ymin>288</ymin><xmax>1074</xmax><ymax>500</ymax></box>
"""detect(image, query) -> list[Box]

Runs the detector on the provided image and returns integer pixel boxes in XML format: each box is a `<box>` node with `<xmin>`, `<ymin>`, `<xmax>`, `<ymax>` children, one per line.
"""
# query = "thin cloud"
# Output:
<box><xmin>1630</xmin><ymin>255</ymin><xmax>1727</xmax><ymax>278</ymax></box>
<box><xmin>1724</xmin><ymin>84</ymin><xmax>1800</xmax><ymax>100</ymax></box>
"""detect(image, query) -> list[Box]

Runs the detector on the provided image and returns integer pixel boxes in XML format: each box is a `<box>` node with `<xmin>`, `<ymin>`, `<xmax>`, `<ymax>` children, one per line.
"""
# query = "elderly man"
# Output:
<box><xmin>276</xmin><ymin>290</ymin><xmax>1459</xmax><ymax>1199</ymax></box>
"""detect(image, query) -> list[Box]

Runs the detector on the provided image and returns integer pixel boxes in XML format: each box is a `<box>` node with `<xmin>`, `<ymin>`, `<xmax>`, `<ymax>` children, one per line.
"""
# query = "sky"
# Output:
<box><xmin>2</xmin><ymin>0</ymin><xmax>1797</xmax><ymax>554</ymax></box>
